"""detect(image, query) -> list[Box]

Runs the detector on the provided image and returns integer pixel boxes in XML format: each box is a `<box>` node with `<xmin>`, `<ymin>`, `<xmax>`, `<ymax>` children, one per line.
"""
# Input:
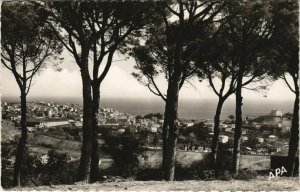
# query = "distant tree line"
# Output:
<box><xmin>1</xmin><ymin>0</ymin><xmax>298</xmax><ymax>187</ymax></box>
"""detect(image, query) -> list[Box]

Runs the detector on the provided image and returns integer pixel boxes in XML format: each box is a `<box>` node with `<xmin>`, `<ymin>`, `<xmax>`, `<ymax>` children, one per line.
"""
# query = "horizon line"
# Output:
<box><xmin>1</xmin><ymin>95</ymin><xmax>294</xmax><ymax>102</ymax></box>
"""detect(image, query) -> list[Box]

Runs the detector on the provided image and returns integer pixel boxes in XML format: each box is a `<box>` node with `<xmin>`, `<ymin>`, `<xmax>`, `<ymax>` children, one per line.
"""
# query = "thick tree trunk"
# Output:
<box><xmin>77</xmin><ymin>64</ymin><xmax>94</xmax><ymax>183</ymax></box>
<box><xmin>232</xmin><ymin>77</ymin><xmax>243</xmax><ymax>174</ymax></box>
<box><xmin>162</xmin><ymin>14</ymin><xmax>183</xmax><ymax>181</ymax></box>
<box><xmin>162</xmin><ymin>114</ymin><xmax>169</xmax><ymax>178</ymax></box>
<box><xmin>211</xmin><ymin>97</ymin><xmax>225</xmax><ymax>168</ymax></box>
<box><xmin>287</xmin><ymin>87</ymin><xmax>299</xmax><ymax>176</ymax></box>
<box><xmin>162</xmin><ymin>78</ymin><xmax>180</xmax><ymax>181</ymax></box>
<box><xmin>13</xmin><ymin>91</ymin><xmax>27</xmax><ymax>187</ymax></box>
<box><xmin>90</xmin><ymin>85</ymin><xmax>100</xmax><ymax>182</ymax></box>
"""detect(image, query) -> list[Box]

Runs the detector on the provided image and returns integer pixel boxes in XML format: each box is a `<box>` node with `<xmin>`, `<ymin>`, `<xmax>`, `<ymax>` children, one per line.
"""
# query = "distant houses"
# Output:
<box><xmin>270</xmin><ymin>109</ymin><xmax>283</xmax><ymax>117</ymax></box>
<box><xmin>27</xmin><ymin>118</ymin><xmax>70</xmax><ymax>129</ymax></box>
<box><xmin>219</xmin><ymin>135</ymin><xmax>229</xmax><ymax>143</ymax></box>
<box><xmin>2</xmin><ymin>101</ymin><xmax>293</xmax><ymax>156</ymax></box>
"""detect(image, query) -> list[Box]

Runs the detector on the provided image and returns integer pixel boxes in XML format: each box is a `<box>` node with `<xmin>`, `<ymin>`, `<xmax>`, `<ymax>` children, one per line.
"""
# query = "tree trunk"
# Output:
<box><xmin>162</xmin><ymin>114</ymin><xmax>169</xmax><ymax>178</ymax></box>
<box><xmin>13</xmin><ymin>91</ymin><xmax>27</xmax><ymax>187</ymax></box>
<box><xmin>211</xmin><ymin>97</ymin><xmax>225</xmax><ymax>169</ymax></box>
<box><xmin>77</xmin><ymin>63</ymin><xmax>94</xmax><ymax>183</ymax></box>
<box><xmin>162</xmin><ymin>14</ymin><xmax>183</xmax><ymax>181</ymax></box>
<box><xmin>162</xmin><ymin>78</ymin><xmax>180</xmax><ymax>181</ymax></box>
<box><xmin>287</xmin><ymin>86</ymin><xmax>299</xmax><ymax>176</ymax></box>
<box><xmin>232</xmin><ymin>77</ymin><xmax>243</xmax><ymax>174</ymax></box>
<box><xmin>90</xmin><ymin>84</ymin><xmax>100</xmax><ymax>182</ymax></box>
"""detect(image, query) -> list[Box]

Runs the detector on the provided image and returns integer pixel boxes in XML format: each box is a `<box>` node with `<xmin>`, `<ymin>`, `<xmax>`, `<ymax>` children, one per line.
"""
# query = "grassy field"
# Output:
<box><xmin>139</xmin><ymin>150</ymin><xmax>270</xmax><ymax>170</ymax></box>
<box><xmin>25</xmin><ymin>133</ymin><xmax>271</xmax><ymax>171</ymax></box>
<box><xmin>2</xmin><ymin>122</ymin><xmax>291</xmax><ymax>191</ymax></box>
<box><xmin>1</xmin><ymin>121</ymin><xmax>271</xmax><ymax>172</ymax></box>
<box><xmin>240</xmin><ymin>154</ymin><xmax>270</xmax><ymax>170</ymax></box>
<box><xmin>27</xmin><ymin>134</ymin><xmax>82</xmax><ymax>158</ymax></box>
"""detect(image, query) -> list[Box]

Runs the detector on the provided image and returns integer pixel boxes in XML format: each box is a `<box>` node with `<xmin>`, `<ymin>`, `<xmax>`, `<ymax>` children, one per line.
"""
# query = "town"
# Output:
<box><xmin>2</xmin><ymin>100</ymin><xmax>292</xmax><ymax>157</ymax></box>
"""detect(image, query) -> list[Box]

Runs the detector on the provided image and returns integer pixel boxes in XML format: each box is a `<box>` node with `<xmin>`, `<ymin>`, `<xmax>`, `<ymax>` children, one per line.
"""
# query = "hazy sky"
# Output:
<box><xmin>0</xmin><ymin>50</ymin><xmax>295</xmax><ymax>102</ymax></box>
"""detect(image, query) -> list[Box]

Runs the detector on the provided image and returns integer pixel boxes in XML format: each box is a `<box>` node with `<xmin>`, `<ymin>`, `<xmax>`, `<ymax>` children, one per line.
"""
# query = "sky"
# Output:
<box><xmin>0</xmin><ymin>50</ymin><xmax>295</xmax><ymax>102</ymax></box>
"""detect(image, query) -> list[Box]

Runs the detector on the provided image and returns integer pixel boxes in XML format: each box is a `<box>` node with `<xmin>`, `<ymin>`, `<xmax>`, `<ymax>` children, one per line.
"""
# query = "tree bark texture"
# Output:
<box><xmin>90</xmin><ymin>84</ymin><xmax>100</xmax><ymax>182</ymax></box>
<box><xmin>287</xmin><ymin>84</ymin><xmax>299</xmax><ymax>176</ymax></box>
<box><xmin>13</xmin><ymin>91</ymin><xmax>27</xmax><ymax>187</ymax></box>
<box><xmin>232</xmin><ymin>76</ymin><xmax>243</xmax><ymax>174</ymax></box>
<box><xmin>162</xmin><ymin>77</ymin><xmax>180</xmax><ymax>181</ymax></box>
<box><xmin>211</xmin><ymin>97</ymin><xmax>225</xmax><ymax>169</ymax></box>
<box><xmin>77</xmin><ymin>62</ymin><xmax>94</xmax><ymax>183</ymax></box>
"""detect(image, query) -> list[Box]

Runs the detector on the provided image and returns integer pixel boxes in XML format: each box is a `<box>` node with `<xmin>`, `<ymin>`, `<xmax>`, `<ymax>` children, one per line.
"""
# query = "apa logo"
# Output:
<box><xmin>269</xmin><ymin>166</ymin><xmax>287</xmax><ymax>180</ymax></box>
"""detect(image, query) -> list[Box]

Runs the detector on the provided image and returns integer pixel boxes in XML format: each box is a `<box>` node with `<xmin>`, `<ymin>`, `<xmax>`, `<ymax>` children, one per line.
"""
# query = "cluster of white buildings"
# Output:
<box><xmin>96</xmin><ymin>108</ymin><xmax>163</xmax><ymax>133</ymax></box>
<box><xmin>270</xmin><ymin>109</ymin><xmax>283</xmax><ymax>117</ymax></box>
<box><xmin>3</xmin><ymin>100</ymin><xmax>165</xmax><ymax>134</ymax></box>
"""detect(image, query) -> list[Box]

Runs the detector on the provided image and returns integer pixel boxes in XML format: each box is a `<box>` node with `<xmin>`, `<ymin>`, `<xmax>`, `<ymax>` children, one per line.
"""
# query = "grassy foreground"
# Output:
<box><xmin>9</xmin><ymin>176</ymin><xmax>299</xmax><ymax>191</ymax></box>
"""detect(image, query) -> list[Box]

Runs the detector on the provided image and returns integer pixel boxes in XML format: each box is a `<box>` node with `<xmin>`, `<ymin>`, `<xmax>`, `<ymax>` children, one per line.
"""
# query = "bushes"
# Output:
<box><xmin>216</xmin><ymin>146</ymin><xmax>232</xmax><ymax>171</ymax></box>
<box><xmin>136</xmin><ymin>167</ymin><xmax>258</xmax><ymax>181</ymax></box>
<box><xmin>218</xmin><ymin>170</ymin><xmax>233</xmax><ymax>181</ymax></box>
<box><xmin>235</xmin><ymin>169</ymin><xmax>258</xmax><ymax>180</ymax></box>
<box><xmin>2</xmin><ymin>148</ymin><xmax>78</xmax><ymax>188</ymax></box>
<box><xmin>1</xmin><ymin>166</ymin><xmax>14</xmax><ymax>189</ymax></box>
<box><xmin>102</xmin><ymin>133</ymin><xmax>145</xmax><ymax>178</ymax></box>
<box><xmin>217</xmin><ymin>169</ymin><xmax>258</xmax><ymax>181</ymax></box>
<box><xmin>175</xmin><ymin>155</ymin><xmax>216</xmax><ymax>180</ymax></box>
<box><xmin>1</xmin><ymin>143</ymin><xmax>17</xmax><ymax>189</ymax></box>
<box><xmin>21</xmin><ymin>150</ymin><xmax>77</xmax><ymax>187</ymax></box>
<box><xmin>136</xmin><ymin>168</ymin><xmax>162</xmax><ymax>180</ymax></box>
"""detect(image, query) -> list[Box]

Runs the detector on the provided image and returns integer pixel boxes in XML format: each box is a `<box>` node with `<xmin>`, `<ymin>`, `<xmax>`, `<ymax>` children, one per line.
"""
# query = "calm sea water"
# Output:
<box><xmin>2</xmin><ymin>96</ymin><xmax>294</xmax><ymax>120</ymax></box>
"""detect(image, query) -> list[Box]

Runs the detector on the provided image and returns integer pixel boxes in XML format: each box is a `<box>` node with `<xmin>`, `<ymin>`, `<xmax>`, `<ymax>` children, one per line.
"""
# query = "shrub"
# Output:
<box><xmin>136</xmin><ymin>168</ymin><xmax>162</xmax><ymax>180</ymax></box>
<box><xmin>216</xmin><ymin>147</ymin><xmax>232</xmax><ymax>171</ymax></box>
<box><xmin>235</xmin><ymin>169</ymin><xmax>258</xmax><ymax>180</ymax></box>
<box><xmin>22</xmin><ymin>150</ymin><xmax>77</xmax><ymax>186</ymax></box>
<box><xmin>1</xmin><ymin>167</ymin><xmax>14</xmax><ymax>189</ymax></box>
<box><xmin>174</xmin><ymin>154</ymin><xmax>215</xmax><ymax>180</ymax></box>
<box><xmin>218</xmin><ymin>170</ymin><xmax>233</xmax><ymax>181</ymax></box>
<box><xmin>201</xmin><ymin>170</ymin><xmax>216</xmax><ymax>181</ymax></box>
<box><xmin>257</xmin><ymin>169</ymin><xmax>272</xmax><ymax>176</ymax></box>
<box><xmin>1</xmin><ymin>143</ymin><xmax>17</xmax><ymax>188</ymax></box>
<box><xmin>102</xmin><ymin>133</ymin><xmax>145</xmax><ymax>178</ymax></box>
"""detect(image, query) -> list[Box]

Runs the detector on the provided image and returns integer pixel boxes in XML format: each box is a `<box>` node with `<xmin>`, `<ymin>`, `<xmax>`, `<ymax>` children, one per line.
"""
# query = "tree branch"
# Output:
<box><xmin>1</xmin><ymin>58</ymin><xmax>13</xmax><ymax>71</ymax></box>
<box><xmin>98</xmin><ymin>49</ymin><xmax>115</xmax><ymax>84</ymax></box>
<box><xmin>166</xmin><ymin>4</ymin><xmax>180</xmax><ymax>17</ymax></box>
<box><xmin>26</xmin><ymin>76</ymin><xmax>34</xmax><ymax>95</ymax></box>
<box><xmin>48</xmin><ymin>23</ymin><xmax>75</xmax><ymax>55</ymax></box>
<box><xmin>206</xmin><ymin>69</ymin><xmax>219</xmax><ymax>96</ymax></box>
<box><xmin>149</xmin><ymin>76</ymin><xmax>166</xmax><ymax>101</ymax></box>
<box><xmin>282</xmin><ymin>74</ymin><xmax>296</xmax><ymax>93</ymax></box>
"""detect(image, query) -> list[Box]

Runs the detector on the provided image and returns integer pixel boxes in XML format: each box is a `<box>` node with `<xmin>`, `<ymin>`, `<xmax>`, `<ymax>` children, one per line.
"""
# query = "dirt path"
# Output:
<box><xmin>11</xmin><ymin>177</ymin><xmax>299</xmax><ymax>191</ymax></box>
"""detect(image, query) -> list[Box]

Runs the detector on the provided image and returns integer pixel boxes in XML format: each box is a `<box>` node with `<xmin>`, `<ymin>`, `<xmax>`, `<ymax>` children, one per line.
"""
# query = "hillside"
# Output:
<box><xmin>139</xmin><ymin>150</ymin><xmax>270</xmax><ymax>170</ymax></box>
<box><xmin>10</xmin><ymin>177</ymin><xmax>299</xmax><ymax>191</ymax></box>
<box><xmin>1</xmin><ymin>120</ymin><xmax>20</xmax><ymax>143</ymax></box>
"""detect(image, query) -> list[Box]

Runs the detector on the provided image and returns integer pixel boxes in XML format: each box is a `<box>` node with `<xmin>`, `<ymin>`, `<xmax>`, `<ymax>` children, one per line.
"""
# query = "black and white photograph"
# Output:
<box><xmin>0</xmin><ymin>0</ymin><xmax>299</xmax><ymax>190</ymax></box>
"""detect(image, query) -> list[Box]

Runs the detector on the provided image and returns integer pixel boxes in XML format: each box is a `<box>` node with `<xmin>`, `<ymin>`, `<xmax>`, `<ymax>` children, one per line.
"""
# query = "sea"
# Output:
<box><xmin>1</xmin><ymin>96</ymin><xmax>294</xmax><ymax>120</ymax></box>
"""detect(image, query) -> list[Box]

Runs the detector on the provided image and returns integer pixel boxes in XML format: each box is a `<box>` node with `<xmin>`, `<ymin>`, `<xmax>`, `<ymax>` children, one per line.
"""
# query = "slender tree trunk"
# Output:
<box><xmin>162</xmin><ymin>78</ymin><xmax>180</xmax><ymax>181</ymax></box>
<box><xmin>13</xmin><ymin>91</ymin><xmax>27</xmax><ymax>187</ymax></box>
<box><xmin>232</xmin><ymin>76</ymin><xmax>243</xmax><ymax>174</ymax></box>
<box><xmin>162</xmin><ymin>12</ymin><xmax>183</xmax><ymax>180</ymax></box>
<box><xmin>287</xmin><ymin>85</ymin><xmax>299</xmax><ymax>176</ymax></box>
<box><xmin>77</xmin><ymin>62</ymin><xmax>94</xmax><ymax>183</ymax></box>
<box><xmin>211</xmin><ymin>97</ymin><xmax>225</xmax><ymax>168</ymax></box>
<box><xmin>90</xmin><ymin>84</ymin><xmax>100</xmax><ymax>182</ymax></box>
<box><xmin>162</xmin><ymin>114</ymin><xmax>169</xmax><ymax>178</ymax></box>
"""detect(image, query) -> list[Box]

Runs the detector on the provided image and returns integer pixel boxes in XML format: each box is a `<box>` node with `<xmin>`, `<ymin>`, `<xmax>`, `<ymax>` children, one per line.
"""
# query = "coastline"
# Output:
<box><xmin>1</xmin><ymin>96</ymin><xmax>294</xmax><ymax>120</ymax></box>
